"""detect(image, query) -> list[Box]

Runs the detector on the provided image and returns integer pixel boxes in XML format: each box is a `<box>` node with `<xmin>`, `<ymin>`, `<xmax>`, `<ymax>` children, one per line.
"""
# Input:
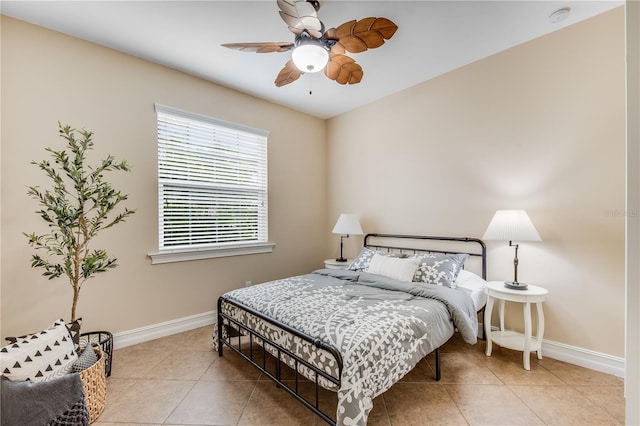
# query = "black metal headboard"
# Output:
<box><xmin>363</xmin><ymin>233</ymin><xmax>487</xmax><ymax>279</ymax></box>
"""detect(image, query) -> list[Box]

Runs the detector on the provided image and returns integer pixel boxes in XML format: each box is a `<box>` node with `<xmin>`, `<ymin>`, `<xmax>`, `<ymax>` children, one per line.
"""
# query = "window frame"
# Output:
<box><xmin>148</xmin><ymin>104</ymin><xmax>273</xmax><ymax>264</ymax></box>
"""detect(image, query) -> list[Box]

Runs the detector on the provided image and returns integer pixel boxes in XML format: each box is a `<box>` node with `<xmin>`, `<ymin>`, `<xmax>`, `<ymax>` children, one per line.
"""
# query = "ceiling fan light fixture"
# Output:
<box><xmin>291</xmin><ymin>43</ymin><xmax>329</xmax><ymax>73</ymax></box>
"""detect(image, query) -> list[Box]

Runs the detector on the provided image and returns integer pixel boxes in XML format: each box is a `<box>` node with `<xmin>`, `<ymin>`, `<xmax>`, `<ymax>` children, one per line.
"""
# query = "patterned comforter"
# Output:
<box><xmin>219</xmin><ymin>268</ymin><xmax>478</xmax><ymax>426</ymax></box>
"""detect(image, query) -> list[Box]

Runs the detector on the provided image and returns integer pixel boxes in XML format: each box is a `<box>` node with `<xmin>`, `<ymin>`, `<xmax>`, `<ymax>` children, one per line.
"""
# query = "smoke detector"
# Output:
<box><xmin>549</xmin><ymin>7</ymin><xmax>571</xmax><ymax>24</ymax></box>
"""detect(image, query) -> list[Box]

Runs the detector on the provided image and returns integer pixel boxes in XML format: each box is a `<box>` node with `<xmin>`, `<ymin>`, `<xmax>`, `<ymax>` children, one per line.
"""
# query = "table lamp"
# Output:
<box><xmin>483</xmin><ymin>209</ymin><xmax>541</xmax><ymax>290</ymax></box>
<box><xmin>332</xmin><ymin>214</ymin><xmax>363</xmax><ymax>262</ymax></box>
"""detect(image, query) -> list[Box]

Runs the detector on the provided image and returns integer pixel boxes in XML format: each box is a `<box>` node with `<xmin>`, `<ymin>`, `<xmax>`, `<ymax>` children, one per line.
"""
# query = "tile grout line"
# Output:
<box><xmin>235</xmin><ymin>379</ymin><xmax>261</xmax><ymax>425</ymax></box>
<box><xmin>158</xmin><ymin>351</ymin><xmax>217</xmax><ymax>425</ymax></box>
<box><xmin>440</xmin><ymin>383</ymin><xmax>471</xmax><ymax>426</ymax></box>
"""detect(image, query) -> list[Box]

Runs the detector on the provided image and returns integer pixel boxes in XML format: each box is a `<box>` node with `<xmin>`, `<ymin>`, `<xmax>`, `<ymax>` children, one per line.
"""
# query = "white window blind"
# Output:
<box><xmin>152</xmin><ymin>104</ymin><xmax>270</xmax><ymax>262</ymax></box>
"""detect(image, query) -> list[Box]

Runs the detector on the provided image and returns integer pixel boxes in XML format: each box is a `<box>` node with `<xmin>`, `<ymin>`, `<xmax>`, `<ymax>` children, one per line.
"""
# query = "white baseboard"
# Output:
<box><xmin>541</xmin><ymin>338</ymin><xmax>625</xmax><ymax>378</ymax></box>
<box><xmin>478</xmin><ymin>323</ymin><xmax>624</xmax><ymax>377</ymax></box>
<box><xmin>112</xmin><ymin>311</ymin><xmax>216</xmax><ymax>350</ymax></box>
<box><xmin>115</xmin><ymin>316</ymin><xmax>624</xmax><ymax>378</ymax></box>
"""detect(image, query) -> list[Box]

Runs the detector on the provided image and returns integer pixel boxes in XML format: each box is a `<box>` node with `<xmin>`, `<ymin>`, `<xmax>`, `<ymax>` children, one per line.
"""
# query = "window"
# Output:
<box><xmin>149</xmin><ymin>104</ymin><xmax>272</xmax><ymax>264</ymax></box>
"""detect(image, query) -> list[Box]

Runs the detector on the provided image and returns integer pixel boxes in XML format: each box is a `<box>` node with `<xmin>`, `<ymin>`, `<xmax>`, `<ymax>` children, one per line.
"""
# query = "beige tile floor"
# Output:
<box><xmin>95</xmin><ymin>326</ymin><xmax>625</xmax><ymax>425</ymax></box>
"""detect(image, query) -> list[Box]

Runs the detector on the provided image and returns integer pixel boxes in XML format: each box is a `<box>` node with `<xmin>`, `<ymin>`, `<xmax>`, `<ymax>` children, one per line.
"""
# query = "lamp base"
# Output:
<box><xmin>504</xmin><ymin>281</ymin><xmax>528</xmax><ymax>290</ymax></box>
<box><xmin>335</xmin><ymin>257</ymin><xmax>348</xmax><ymax>262</ymax></box>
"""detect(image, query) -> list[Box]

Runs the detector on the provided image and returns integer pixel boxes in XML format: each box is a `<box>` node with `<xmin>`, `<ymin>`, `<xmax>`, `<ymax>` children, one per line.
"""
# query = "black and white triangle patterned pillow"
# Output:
<box><xmin>0</xmin><ymin>319</ymin><xmax>78</xmax><ymax>382</ymax></box>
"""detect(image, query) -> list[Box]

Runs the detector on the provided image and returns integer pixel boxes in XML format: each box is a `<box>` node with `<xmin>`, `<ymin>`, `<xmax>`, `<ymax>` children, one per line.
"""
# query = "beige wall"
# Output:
<box><xmin>1</xmin><ymin>7</ymin><xmax>628</xmax><ymax>360</ymax></box>
<box><xmin>327</xmin><ymin>8</ymin><xmax>626</xmax><ymax>356</ymax></box>
<box><xmin>0</xmin><ymin>17</ymin><xmax>327</xmax><ymax>338</ymax></box>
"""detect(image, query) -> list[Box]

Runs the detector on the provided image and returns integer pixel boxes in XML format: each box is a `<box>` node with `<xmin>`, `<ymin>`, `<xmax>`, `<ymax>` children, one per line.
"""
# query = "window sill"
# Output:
<box><xmin>148</xmin><ymin>242</ymin><xmax>275</xmax><ymax>264</ymax></box>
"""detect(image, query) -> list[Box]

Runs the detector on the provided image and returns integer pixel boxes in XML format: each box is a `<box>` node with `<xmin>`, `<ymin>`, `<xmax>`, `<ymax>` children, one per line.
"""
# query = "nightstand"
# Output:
<box><xmin>484</xmin><ymin>281</ymin><xmax>548</xmax><ymax>370</ymax></box>
<box><xmin>324</xmin><ymin>259</ymin><xmax>350</xmax><ymax>270</ymax></box>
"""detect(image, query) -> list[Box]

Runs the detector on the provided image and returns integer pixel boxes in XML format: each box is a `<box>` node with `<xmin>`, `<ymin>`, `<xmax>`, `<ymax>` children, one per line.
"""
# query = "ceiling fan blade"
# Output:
<box><xmin>277</xmin><ymin>0</ymin><xmax>315</xmax><ymax>18</ymax></box>
<box><xmin>277</xmin><ymin>0</ymin><xmax>323</xmax><ymax>38</ymax></box>
<box><xmin>275</xmin><ymin>60</ymin><xmax>303</xmax><ymax>87</ymax></box>
<box><xmin>279</xmin><ymin>12</ymin><xmax>323</xmax><ymax>38</ymax></box>
<box><xmin>323</xmin><ymin>27</ymin><xmax>336</xmax><ymax>37</ymax></box>
<box><xmin>325</xmin><ymin>54</ymin><xmax>363</xmax><ymax>85</ymax></box>
<box><xmin>329</xmin><ymin>17</ymin><xmax>398</xmax><ymax>53</ymax></box>
<box><xmin>329</xmin><ymin>42</ymin><xmax>346</xmax><ymax>56</ymax></box>
<box><xmin>222</xmin><ymin>42</ymin><xmax>294</xmax><ymax>53</ymax></box>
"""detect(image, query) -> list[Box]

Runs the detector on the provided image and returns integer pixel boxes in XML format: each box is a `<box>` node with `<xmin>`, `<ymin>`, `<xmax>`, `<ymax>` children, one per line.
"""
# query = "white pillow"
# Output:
<box><xmin>367</xmin><ymin>253</ymin><xmax>421</xmax><ymax>282</ymax></box>
<box><xmin>0</xmin><ymin>319</ymin><xmax>78</xmax><ymax>382</ymax></box>
<box><xmin>454</xmin><ymin>269</ymin><xmax>487</xmax><ymax>290</ymax></box>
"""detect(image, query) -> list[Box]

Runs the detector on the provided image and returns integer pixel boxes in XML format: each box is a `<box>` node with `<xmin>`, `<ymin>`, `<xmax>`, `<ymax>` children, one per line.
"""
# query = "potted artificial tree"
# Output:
<box><xmin>24</xmin><ymin>122</ymin><xmax>135</xmax><ymax>374</ymax></box>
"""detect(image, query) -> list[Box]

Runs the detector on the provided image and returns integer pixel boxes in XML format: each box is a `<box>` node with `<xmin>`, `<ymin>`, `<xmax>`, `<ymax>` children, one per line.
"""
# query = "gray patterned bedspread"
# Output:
<box><xmin>219</xmin><ymin>268</ymin><xmax>478</xmax><ymax>426</ymax></box>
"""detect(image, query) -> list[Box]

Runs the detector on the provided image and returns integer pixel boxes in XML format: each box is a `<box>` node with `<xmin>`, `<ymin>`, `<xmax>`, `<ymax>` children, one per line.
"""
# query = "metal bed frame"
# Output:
<box><xmin>217</xmin><ymin>233</ymin><xmax>487</xmax><ymax>425</ymax></box>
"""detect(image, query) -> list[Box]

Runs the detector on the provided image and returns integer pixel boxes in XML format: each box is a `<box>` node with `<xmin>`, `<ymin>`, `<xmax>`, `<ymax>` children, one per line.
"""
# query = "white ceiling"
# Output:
<box><xmin>1</xmin><ymin>0</ymin><xmax>623</xmax><ymax>119</ymax></box>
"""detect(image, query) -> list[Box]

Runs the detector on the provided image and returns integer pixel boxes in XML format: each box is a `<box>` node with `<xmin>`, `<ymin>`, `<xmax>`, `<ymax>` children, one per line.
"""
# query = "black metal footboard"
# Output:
<box><xmin>217</xmin><ymin>296</ymin><xmax>344</xmax><ymax>425</ymax></box>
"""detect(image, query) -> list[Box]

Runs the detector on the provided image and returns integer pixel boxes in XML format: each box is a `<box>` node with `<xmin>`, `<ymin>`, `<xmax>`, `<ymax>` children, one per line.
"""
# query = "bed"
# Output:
<box><xmin>215</xmin><ymin>233</ymin><xmax>487</xmax><ymax>426</ymax></box>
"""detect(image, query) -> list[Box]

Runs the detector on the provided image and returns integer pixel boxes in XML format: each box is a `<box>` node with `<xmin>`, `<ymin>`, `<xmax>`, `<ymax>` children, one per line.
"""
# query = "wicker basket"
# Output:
<box><xmin>79</xmin><ymin>345</ymin><xmax>106</xmax><ymax>423</ymax></box>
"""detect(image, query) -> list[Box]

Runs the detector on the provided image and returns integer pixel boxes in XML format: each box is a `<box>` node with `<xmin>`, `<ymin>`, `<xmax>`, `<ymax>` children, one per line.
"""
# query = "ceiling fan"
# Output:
<box><xmin>222</xmin><ymin>0</ymin><xmax>398</xmax><ymax>87</ymax></box>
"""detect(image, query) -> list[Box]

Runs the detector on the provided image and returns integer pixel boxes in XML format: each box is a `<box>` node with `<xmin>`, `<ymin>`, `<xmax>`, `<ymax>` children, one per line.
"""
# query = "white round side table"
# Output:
<box><xmin>324</xmin><ymin>259</ymin><xmax>351</xmax><ymax>270</ymax></box>
<box><xmin>484</xmin><ymin>281</ymin><xmax>548</xmax><ymax>370</ymax></box>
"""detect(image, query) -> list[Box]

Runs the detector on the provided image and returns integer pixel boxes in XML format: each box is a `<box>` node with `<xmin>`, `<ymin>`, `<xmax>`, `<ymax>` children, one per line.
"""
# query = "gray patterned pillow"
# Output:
<box><xmin>71</xmin><ymin>345</ymin><xmax>98</xmax><ymax>372</ymax></box>
<box><xmin>347</xmin><ymin>247</ymin><xmax>404</xmax><ymax>271</ymax></box>
<box><xmin>408</xmin><ymin>253</ymin><xmax>468</xmax><ymax>288</ymax></box>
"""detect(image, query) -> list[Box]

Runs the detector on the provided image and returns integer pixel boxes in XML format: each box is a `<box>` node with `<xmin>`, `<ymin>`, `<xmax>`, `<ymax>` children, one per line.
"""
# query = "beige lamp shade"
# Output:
<box><xmin>332</xmin><ymin>214</ymin><xmax>363</xmax><ymax>236</ymax></box>
<box><xmin>483</xmin><ymin>210</ymin><xmax>541</xmax><ymax>242</ymax></box>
